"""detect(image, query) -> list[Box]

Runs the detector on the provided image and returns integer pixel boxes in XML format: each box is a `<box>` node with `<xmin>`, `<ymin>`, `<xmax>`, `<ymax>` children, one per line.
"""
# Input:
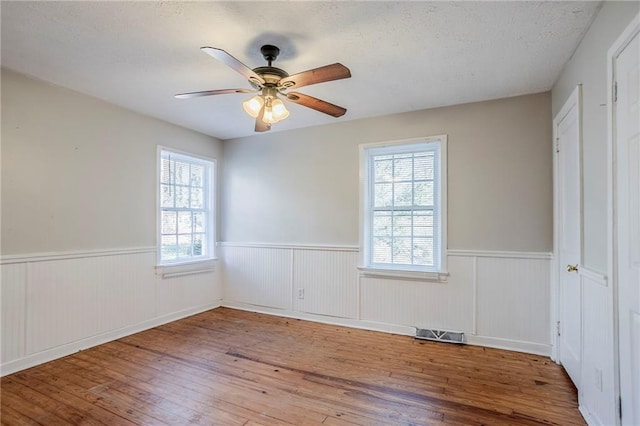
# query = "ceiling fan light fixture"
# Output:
<box><xmin>242</xmin><ymin>95</ymin><xmax>264</xmax><ymax>118</ymax></box>
<box><xmin>177</xmin><ymin>45</ymin><xmax>351</xmax><ymax>132</ymax></box>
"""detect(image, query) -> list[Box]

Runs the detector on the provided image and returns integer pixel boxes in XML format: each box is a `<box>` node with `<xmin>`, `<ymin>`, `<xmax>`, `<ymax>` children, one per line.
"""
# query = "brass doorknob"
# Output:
<box><xmin>566</xmin><ymin>264</ymin><xmax>579</xmax><ymax>273</ymax></box>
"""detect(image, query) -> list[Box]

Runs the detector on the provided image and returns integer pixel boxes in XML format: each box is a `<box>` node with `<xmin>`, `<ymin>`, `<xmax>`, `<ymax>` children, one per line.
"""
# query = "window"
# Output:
<box><xmin>360</xmin><ymin>136</ymin><xmax>447</xmax><ymax>275</ymax></box>
<box><xmin>158</xmin><ymin>148</ymin><xmax>215</xmax><ymax>265</ymax></box>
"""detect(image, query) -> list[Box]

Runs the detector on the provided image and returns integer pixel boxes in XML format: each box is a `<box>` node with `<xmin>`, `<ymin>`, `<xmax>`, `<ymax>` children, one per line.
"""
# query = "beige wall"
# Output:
<box><xmin>222</xmin><ymin>92</ymin><xmax>552</xmax><ymax>252</ymax></box>
<box><xmin>552</xmin><ymin>1</ymin><xmax>639</xmax><ymax>273</ymax></box>
<box><xmin>1</xmin><ymin>68</ymin><xmax>553</xmax><ymax>255</ymax></box>
<box><xmin>1</xmin><ymin>68</ymin><xmax>223</xmax><ymax>255</ymax></box>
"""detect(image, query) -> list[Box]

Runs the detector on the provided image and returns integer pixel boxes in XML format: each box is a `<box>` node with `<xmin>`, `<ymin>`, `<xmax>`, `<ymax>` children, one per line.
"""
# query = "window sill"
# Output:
<box><xmin>357</xmin><ymin>266</ymin><xmax>449</xmax><ymax>282</ymax></box>
<box><xmin>155</xmin><ymin>258</ymin><xmax>218</xmax><ymax>279</ymax></box>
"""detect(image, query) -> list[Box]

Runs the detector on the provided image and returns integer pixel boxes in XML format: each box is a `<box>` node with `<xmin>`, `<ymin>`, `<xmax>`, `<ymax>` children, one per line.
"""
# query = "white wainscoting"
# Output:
<box><xmin>0</xmin><ymin>248</ymin><xmax>222</xmax><ymax>376</ymax></box>
<box><xmin>221</xmin><ymin>243</ymin><xmax>552</xmax><ymax>356</ymax></box>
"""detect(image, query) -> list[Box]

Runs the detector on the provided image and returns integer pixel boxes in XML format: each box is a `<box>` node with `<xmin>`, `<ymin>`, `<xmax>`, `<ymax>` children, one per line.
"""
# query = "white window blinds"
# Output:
<box><xmin>363</xmin><ymin>139</ymin><xmax>444</xmax><ymax>272</ymax></box>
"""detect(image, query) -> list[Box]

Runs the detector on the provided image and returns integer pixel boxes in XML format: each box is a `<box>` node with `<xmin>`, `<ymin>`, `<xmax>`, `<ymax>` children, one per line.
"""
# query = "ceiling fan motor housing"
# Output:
<box><xmin>260</xmin><ymin>45</ymin><xmax>280</xmax><ymax>64</ymax></box>
<box><xmin>251</xmin><ymin>45</ymin><xmax>289</xmax><ymax>88</ymax></box>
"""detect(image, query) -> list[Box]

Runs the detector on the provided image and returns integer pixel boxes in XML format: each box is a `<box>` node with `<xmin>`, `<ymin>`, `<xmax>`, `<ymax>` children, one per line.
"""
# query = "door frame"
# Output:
<box><xmin>551</xmin><ymin>85</ymin><xmax>583</xmax><ymax>363</ymax></box>
<box><xmin>607</xmin><ymin>11</ymin><xmax>640</xmax><ymax>426</ymax></box>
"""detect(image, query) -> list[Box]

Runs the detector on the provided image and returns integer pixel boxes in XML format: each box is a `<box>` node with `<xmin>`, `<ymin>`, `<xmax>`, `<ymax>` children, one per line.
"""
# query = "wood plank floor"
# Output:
<box><xmin>1</xmin><ymin>307</ymin><xmax>585</xmax><ymax>425</ymax></box>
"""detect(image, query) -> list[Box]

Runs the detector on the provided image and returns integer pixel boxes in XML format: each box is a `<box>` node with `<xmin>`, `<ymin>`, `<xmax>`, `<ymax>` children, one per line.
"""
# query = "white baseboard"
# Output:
<box><xmin>579</xmin><ymin>404</ymin><xmax>600</xmax><ymax>426</ymax></box>
<box><xmin>465</xmin><ymin>335</ymin><xmax>551</xmax><ymax>357</ymax></box>
<box><xmin>222</xmin><ymin>301</ymin><xmax>416</xmax><ymax>336</ymax></box>
<box><xmin>0</xmin><ymin>301</ymin><xmax>221</xmax><ymax>376</ymax></box>
<box><xmin>223</xmin><ymin>301</ymin><xmax>551</xmax><ymax>356</ymax></box>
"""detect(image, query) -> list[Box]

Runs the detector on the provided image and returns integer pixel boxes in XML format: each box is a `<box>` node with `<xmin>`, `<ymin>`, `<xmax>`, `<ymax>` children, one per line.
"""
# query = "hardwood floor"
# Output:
<box><xmin>1</xmin><ymin>307</ymin><xmax>585</xmax><ymax>425</ymax></box>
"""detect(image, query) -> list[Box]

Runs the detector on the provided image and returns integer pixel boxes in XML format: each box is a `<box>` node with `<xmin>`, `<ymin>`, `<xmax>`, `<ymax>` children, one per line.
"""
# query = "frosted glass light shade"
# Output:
<box><xmin>271</xmin><ymin>99</ymin><xmax>290</xmax><ymax>122</ymax></box>
<box><xmin>263</xmin><ymin>105</ymin><xmax>274</xmax><ymax>123</ymax></box>
<box><xmin>242</xmin><ymin>95</ymin><xmax>264</xmax><ymax>118</ymax></box>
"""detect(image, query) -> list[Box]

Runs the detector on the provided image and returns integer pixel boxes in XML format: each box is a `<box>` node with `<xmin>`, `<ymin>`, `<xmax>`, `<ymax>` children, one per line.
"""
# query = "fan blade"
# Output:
<box><xmin>175</xmin><ymin>89</ymin><xmax>254</xmax><ymax>99</ymax></box>
<box><xmin>279</xmin><ymin>63</ymin><xmax>351</xmax><ymax>89</ymax></box>
<box><xmin>255</xmin><ymin>105</ymin><xmax>271</xmax><ymax>132</ymax></box>
<box><xmin>201</xmin><ymin>47</ymin><xmax>265</xmax><ymax>86</ymax></box>
<box><xmin>285</xmin><ymin>92</ymin><xmax>347</xmax><ymax>117</ymax></box>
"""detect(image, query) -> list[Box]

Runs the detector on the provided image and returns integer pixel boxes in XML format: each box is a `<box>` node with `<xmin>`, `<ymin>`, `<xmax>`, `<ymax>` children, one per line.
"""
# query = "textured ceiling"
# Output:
<box><xmin>1</xmin><ymin>1</ymin><xmax>601</xmax><ymax>140</ymax></box>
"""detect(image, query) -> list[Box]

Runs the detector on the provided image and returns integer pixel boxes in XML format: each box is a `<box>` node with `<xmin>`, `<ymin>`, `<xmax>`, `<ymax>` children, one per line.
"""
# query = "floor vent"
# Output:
<box><xmin>415</xmin><ymin>328</ymin><xmax>465</xmax><ymax>344</ymax></box>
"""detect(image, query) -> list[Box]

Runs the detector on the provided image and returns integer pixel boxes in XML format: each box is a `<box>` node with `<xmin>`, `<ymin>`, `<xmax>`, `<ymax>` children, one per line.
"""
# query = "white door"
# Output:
<box><xmin>555</xmin><ymin>87</ymin><xmax>582</xmax><ymax>388</ymax></box>
<box><xmin>614</xmin><ymin>25</ymin><xmax>640</xmax><ymax>426</ymax></box>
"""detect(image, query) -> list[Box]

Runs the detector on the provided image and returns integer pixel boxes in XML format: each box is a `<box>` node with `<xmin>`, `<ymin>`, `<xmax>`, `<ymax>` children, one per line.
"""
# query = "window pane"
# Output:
<box><xmin>193</xmin><ymin>212</ymin><xmax>205</xmax><ymax>233</ymax></box>
<box><xmin>193</xmin><ymin>234</ymin><xmax>204</xmax><ymax>256</ymax></box>
<box><xmin>373</xmin><ymin>237</ymin><xmax>392</xmax><ymax>263</ymax></box>
<box><xmin>161</xmin><ymin>211</ymin><xmax>177</xmax><ymax>234</ymax></box>
<box><xmin>175</xmin><ymin>186</ymin><xmax>190</xmax><ymax>208</ymax></box>
<box><xmin>161</xmin><ymin>158</ymin><xmax>173</xmax><ymax>184</ymax></box>
<box><xmin>394</xmin><ymin>157</ymin><xmax>413</xmax><ymax>181</ymax></box>
<box><xmin>191</xmin><ymin>164</ymin><xmax>204</xmax><ymax>188</ymax></box>
<box><xmin>393</xmin><ymin>212</ymin><xmax>412</xmax><ymax>236</ymax></box>
<box><xmin>413</xmin><ymin>237</ymin><xmax>433</xmax><ymax>266</ymax></box>
<box><xmin>373</xmin><ymin>211</ymin><xmax>392</xmax><ymax>236</ymax></box>
<box><xmin>374</xmin><ymin>159</ymin><xmax>393</xmax><ymax>182</ymax></box>
<box><xmin>177</xmin><ymin>234</ymin><xmax>192</xmax><ymax>257</ymax></box>
<box><xmin>414</xmin><ymin>154</ymin><xmax>434</xmax><ymax>180</ymax></box>
<box><xmin>393</xmin><ymin>182</ymin><xmax>412</xmax><ymax>206</ymax></box>
<box><xmin>392</xmin><ymin>237</ymin><xmax>412</xmax><ymax>264</ymax></box>
<box><xmin>424</xmin><ymin>181</ymin><xmax>434</xmax><ymax>205</ymax></box>
<box><xmin>191</xmin><ymin>187</ymin><xmax>203</xmax><ymax>209</ymax></box>
<box><xmin>175</xmin><ymin>161</ymin><xmax>190</xmax><ymax>185</ymax></box>
<box><xmin>178</xmin><ymin>211</ymin><xmax>192</xmax><ymax>234</ymax></box>
<box><xmin>161</xmin><ymin>184</ymin><xmax>174</xmax><ymax>208</ymax></box>
<box><xmin>414</xmin><ymin>211</ymin><xmax>434</xmax><ymax>227</ymax></box>
<box><xmin>161</xmin><ymin>235</ymin><xmax>177</xmax><ymax>260</ymax></box>
<box><xmin>374</xmin><ymin>183</ymin><xmax>392</xmax><ymax>207</ymax></box>
<box><xmin>414</xmin><ymin>181</ymin><xmax>434</xmax><ymax>206</ymax></box>
<box><xmin>414</xmin><ymin>182</ymin><xmax>428</xmax><ymax>206</ymax></box>
<box><xmin>414</xmin><ymin>224</ymin><xmax>433</xmax><ymax>237</ymax></box>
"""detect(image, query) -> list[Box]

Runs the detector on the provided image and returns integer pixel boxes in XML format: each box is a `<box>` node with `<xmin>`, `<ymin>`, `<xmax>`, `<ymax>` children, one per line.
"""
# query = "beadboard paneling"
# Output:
<box><xmin>26</xmin><ymin>258</ymin><xmax>102</xmax><ymax>354</ymax></box>
<box><xmin>96</xmin><ymin>253</ymin><xmax>157</xmax><ymax>333</ymax></box>
<box><xmin>1</xmin><ymin>264</ymin><xmax>27</xmax><ymax>363</ymax></box>
<box><xmin>360</xmin><ymin>255</ymin><xmax>474</xmax><ymax>332</ymax></box>
<box><xmin>222</xmin><ymin>245</ymin><xmax>292</xmax><ymax>309</ymax></box>
<box><xmin>293</xmin><ymin>249</ymin><xmax>358</xmax><ymax>318</ymax></box>
<box><xmin>221</xmin><ymin>243</ymin><xmax>551</xmax><ymax>354</ymax></box>
<box><xmin>158</xmin><ymin>269</ymin><xmax>221</xmax><ymax>316</ymax></box>
<box><xmin>475</xmin><ymin>256</ymin><xmax>550</xmax><ymax>344</ymax></box>
<box><xmin>1</xmin><ymin>249</ymin><xmax>221</xmax><ymax>375</ymax></box>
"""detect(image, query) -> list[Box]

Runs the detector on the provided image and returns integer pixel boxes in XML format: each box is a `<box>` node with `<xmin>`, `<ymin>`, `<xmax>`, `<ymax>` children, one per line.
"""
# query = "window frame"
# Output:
<box><xmin>156</xmin><ymin>146</ymin><xmax>216</xmax><ymax>267</ymax></box>
<box><xmin>358</xmin><ymin>136</ymin><xmax>448</xmax><ymax>280</ymax></box>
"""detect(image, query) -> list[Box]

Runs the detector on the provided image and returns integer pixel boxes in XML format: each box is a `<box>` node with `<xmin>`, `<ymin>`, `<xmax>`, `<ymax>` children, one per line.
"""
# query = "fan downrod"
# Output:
<box><xmin>260</xmin><ymin>45</ymin><xmax>280</xmax><ymax>66</ymax></box>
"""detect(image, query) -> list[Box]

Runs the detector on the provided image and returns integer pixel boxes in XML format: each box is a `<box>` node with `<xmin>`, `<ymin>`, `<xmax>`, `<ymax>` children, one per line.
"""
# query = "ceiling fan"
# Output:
<box><xmin>175</xmin><ymin>45</ymin><xmax>351</xmax><ymax>132</ymax></box>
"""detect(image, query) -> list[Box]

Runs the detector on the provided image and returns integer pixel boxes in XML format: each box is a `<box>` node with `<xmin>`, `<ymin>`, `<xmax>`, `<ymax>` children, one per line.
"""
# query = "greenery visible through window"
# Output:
<box><xmin>362</xmin><ymin>137</ymin><xmax>446</xmax><ymax>273</ymax></box>
<box><xmin>159</xmin><ymin>149</ymin><xmax>214</xmax><ymax>264</ymax></box>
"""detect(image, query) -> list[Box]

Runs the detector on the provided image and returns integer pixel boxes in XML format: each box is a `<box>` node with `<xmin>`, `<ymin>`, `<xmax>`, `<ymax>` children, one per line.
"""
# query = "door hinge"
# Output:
<box><xmin>614</xmin><ymin>81</ymin><xmax>618</xmax><ymax>103</ymax></box>
<box><xmin>555</xmin><ymin>137</ymin><xmax>560</xmax><ymax>153</ymax></box>
<box><xmin>556</xmin><ymin>321</ymin><xmax>561</xmax><ymax>337</ymax></box>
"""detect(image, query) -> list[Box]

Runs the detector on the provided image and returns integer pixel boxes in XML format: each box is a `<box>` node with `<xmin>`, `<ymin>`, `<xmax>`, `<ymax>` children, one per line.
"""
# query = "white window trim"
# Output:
<box><xmin>156</xmin><ymin>146</ymin><xmax>217</xmax><ymax>271</ymax></box>
<box><xmin>358</xmin><ymin>136</ymin><xmax>448</xmax><ymax>280</ymax></box>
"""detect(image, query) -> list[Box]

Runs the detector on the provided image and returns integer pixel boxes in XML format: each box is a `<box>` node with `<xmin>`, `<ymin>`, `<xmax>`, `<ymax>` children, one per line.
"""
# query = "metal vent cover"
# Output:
<box><xmin>416</xmin><ymin>328</ymin><xmax>465</xmax><ymax>344</ymax></box>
